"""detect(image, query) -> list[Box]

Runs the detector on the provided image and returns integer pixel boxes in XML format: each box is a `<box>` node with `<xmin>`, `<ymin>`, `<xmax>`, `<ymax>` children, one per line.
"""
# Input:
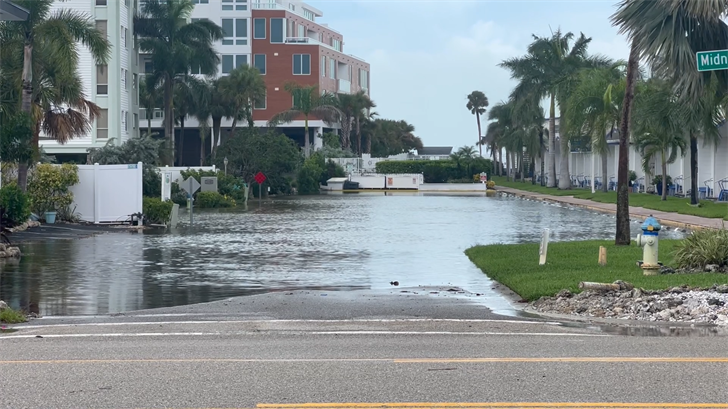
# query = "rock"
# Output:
<box><xmin>716</xmin><ymin>285</ymin><xmax>728</xmax><ymax>294</ymax></box>
<box><xmin>705</xmin><ymin>264</ymin><xmax>720</xmax><ymax>272</ymax></box>
<box><xmin>660</xmin><ymin>266</ymin><xmax>675</xmax><ymax>275</ymax></box>
<box><xmin>556</xmin><ymin>289</ymin><xmax>573</xmax><ymax>299</ymax></box>
<box><xmin>657</xmin><ymin>310</ymin><xmax>672</xmax><ymax>321</ymax></box>
<box><xmin>0</xmin><ymin>300</ymin><xmax>7</xmax><ymax>311</ymax></box>
<box><xmin>707</xmin><ymin>298</ymin><xmax>725</xmax><ymax>307</ymax></box>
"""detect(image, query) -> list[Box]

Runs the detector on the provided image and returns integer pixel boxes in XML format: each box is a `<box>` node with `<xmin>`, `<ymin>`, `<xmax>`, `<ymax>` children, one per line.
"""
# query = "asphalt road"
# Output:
<box><xmin>2</xmin><ymin>289</ymin><xmax>728</xmax><ymax>409</ymax></box>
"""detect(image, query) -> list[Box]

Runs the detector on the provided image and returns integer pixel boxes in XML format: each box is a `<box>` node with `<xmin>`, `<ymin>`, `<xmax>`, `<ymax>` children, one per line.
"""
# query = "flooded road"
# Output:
<box><xmin>0</xmin><ymin>193</ymin><xmax>685</xmax><ymax>316</ymax></box>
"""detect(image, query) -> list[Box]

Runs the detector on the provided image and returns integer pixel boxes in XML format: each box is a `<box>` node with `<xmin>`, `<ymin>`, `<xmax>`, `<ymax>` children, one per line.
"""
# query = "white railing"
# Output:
<box><xmin>251</xmin><ymin>2</ymin><xmax>282</xmax><ymax>10</ymax></box>
<box><xmin>337</xmin><ymin>79</ymin><xmax>351</xmax><ymax>94</ymax></box>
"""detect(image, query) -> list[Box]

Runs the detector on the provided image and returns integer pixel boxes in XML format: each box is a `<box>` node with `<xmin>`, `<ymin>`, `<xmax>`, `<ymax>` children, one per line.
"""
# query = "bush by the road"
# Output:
<box><xmin>376</xmin><ymin>159</ymin><xmax>493</xmax><ymax>183</ymax></box>
<box><xmin>195</xmin><ymin>191</ymin><xmax>236</xmax><ymax>208</ymax></box>
<box><xmin>673</xmin><ymin>229</ymin><xmax>728</xmax><ymax>269</ymax></box>
<box><xmin>143</xmin><ymin>197</ymin><xmax>173</xmax><ymax>225</ymax></box>
<box><xmin>0</xmin><ymin>183</ymin><xmax>30</xmax><ymax>227</ymax></box>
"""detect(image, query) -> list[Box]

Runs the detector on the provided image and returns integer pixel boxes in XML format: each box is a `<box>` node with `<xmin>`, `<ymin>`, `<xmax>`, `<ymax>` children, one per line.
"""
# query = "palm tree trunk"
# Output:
<box><xmin>547</xmin><ymin>94</ymin><xmax>557</xmax><ymax>188</ymax></box>
<box><xmin>661</xmin><ymin>151</ymin><xmax>668</xmax><ymax>201</ymax></box>
<box><xmin>178</xmin><ymin>117</ymin><xmax>185</xmax><ymax>166</ymax></box>
<box><xmin>17</xmin><ymin>42</ymin><xmax>34</xmax><ymax>191</ymax></box>
<box><xmin>304</xmin><ymin>117</ymin><xmax>310</xmax><ymax>158</ymax></box>
<box><xmin>690</xmin><ymin>132</ymin><xmax>699</xmax><ymax>205</ymax></box>
<box><xmin>520</xmin><ymin>150</ymin><xmax>526</xmax><ymax>183</ymax></box>
<box><xmin>356</xmin><ymin>116</ymin><xmax>362</xmax><ymax>157</ymax></box>
<box><xmin>231</xmin><ymin>117</ymin><xmax>238</xmax><ymax>140</ymax></box>
<box><xmin>366</xmin><ymin>124</ymin><xmax>372</xmax><ymax>154</ymax></box>
<box><xmin>212</xmin><ymin>116</ymin><xmax>222</xmax><ymax>161</ymax></box>
<box><xmin>539</xmin><ymin>129</ymin><xmax>545</xmax><ymax>186</ymax></box>
<box><xmin>200</xmin><ymin>129</ymin><xmax>206</xmax><ymax>166</ymax></box>
<box><xmin>531</xmin><ymin>155</ymin><xmax>536</xmax><ymax>185</ymax></box>
<box><xmin>505</xmin><ymin>150</ymin><xmax>511</xmax><ymax>182</ymax></box>
<box><xmin>601</xmin><ymin>151</ymin><xmax>608</xmax><ymax>193</ymax></box>
<box><xmin>147</xmin><ymin>112</ymin><xmax>152</xmax><ymax>137</ymax></box>
<box><xmin>558</xmin><ymin>132</ymin><xmax>571</xmax><ymax>190</ymax></box>
<box><xmin>497</xmin><ymin>147</ymin><xmax>502</xmax><ymax>176</ymax></box>
<box><xmin>476</xmin><ymin>113</ymin><xmax>482</xmax><ymax>157</ymax></box>
<box><xmin>164</xmin><ymin>77</ymin><xmax>175</xmax><ymax>166</ymax></box>
<box><xmin>615</xmin><ymin>39</ymin><xmax>638</xmax><ymax>246</ymax></box>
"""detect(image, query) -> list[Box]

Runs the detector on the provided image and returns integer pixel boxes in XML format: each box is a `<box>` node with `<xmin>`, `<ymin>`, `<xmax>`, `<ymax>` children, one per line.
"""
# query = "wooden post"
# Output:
<box><xmin>539</xmin><ymin>228</ymin><xmax>550</xmax><ymax>265</ymax></box>
<box><xmin>598</xmin><ymin>246</ymin><xmax>607</xmax><ymax>266</ymax></box>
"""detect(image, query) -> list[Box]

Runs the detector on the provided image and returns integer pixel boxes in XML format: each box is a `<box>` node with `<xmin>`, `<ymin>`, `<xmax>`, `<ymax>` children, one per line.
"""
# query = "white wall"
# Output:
<box><xmin>69</xmin><ymin>163</ymin><xmax>143</xmax><ymax>223</ymax></box>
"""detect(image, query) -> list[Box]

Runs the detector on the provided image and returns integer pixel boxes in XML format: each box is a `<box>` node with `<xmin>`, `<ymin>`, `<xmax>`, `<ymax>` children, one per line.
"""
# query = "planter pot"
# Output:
<box><xmin>44</xmin><ymin>211</ymin><xmax>57</xmax><ymax>224</ymax></box>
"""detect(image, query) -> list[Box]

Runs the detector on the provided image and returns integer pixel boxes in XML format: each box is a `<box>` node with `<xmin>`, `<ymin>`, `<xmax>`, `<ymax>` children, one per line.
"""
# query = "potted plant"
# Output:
<box><xmin>652</xmin><ymin>174</ymin><xmax>672</xmax><ymax>196</ymax></box>
<box><xmin>27</xmin><ymin>164</ymin><xmax>79</xmax><ymax>224</ymax></box>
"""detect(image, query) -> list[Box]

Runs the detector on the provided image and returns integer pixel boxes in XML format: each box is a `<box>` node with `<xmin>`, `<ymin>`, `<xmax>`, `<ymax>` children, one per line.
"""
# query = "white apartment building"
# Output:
<box><xmin>41</xmin><ymin>0</ymin><xmax>139</xmax><ymax>158</ymax></box>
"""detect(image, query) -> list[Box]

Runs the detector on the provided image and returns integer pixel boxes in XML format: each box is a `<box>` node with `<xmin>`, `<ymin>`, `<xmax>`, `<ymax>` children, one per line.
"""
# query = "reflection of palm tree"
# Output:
<box><xmin>466</xmin><ymin>91</ymin><xmax>489</xmax><ymax>157</ymax></box>
<box><xmin>269</xmin><ymin>83</ymin><xmax>341</xmax><ymax>157</ymax></box>
<box><xmin>0</xmin><ymin>0</ymin><xmax>111</xmax><ymax>190</ymax></box>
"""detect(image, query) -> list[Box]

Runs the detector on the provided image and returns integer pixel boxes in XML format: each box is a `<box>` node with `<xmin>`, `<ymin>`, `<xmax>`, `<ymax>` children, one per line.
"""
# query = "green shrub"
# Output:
<box><xmin>143</xmin><ymin>164</ymin><xmax>161</xmax><ymax>198</ymax></box>
<box><xmin>0</xmin><ymin>307</ymin><xmax>27</xmax><ymax>324</ymax></box>
<box><xmin>673</xmin><ymin>229</ymin><xmax>728</xmax><ymax>269</ymax></box>
<box><xmin>0</xmin><ymin>183</ymin><xmax>30</xmax><ymax>227</ymax></box>
<box><xmin>143</xmin><ymin>197</ymin><xmax>174</xmax><ymax>225</ymax></box>
<box><xmin>486</xmin><ymin>180</ymin><xmax>496</xmax><ymax>189</ymax></box>
<box><xmin>297</xmin><ymin>159</ymin><xmax>324</xmax><ymax>195</ymax></box>
<box><xmin>195</xmin><ymin>191</ymin><xmax>236</xmax><ymax>208</ymax></box>
<box><xmin>27</xmin><ymin>163</ymin><xmax>79</xmax><ymax>219</ymax></box>
<box><xmin>179</xmin><ymin>169</ymin><xmax>248</xmax><ymax>203</ymax></box>
<box><xmin>375</xmin><ymin>159</ymin><xmax>493</xmax><ymax>183</ymax></box>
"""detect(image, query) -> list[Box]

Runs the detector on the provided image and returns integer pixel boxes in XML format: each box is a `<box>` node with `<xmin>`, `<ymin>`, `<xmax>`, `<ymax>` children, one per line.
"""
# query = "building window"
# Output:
<box><xmin>132</xmin><ymin>73</ymin><xmax>138</xmax><ymax>89</ymax></box>
<box><xmin>96</xmin><ymin>20</ymin><xmax>107</xmax><ymax>38</ymax></box>
<box><xmin>222</xmin><ymin>55</ymin><xmax>234</xmax><ymax>74</ymax></box>
<box><xmin>121</xmin><ymin>68</ymin><xmax>127</xmax><ymax>90</ymax></box>
<box><xmin>235</xmin><ymin>18</ymin><xmax>248</xmax><ymax>45</ymax></box>
<box><xmin>253</xmin><ymin>18</ymin><xmax>266</xmax><ymax>39</ymax></box>
<box><xmin>329</xmin><ymin>58</ymin><xmax>336</xmax><ymax>79</ymax></box>
<box><xmin>321</xmin><ymin>56</ymin><xmax>326</xmax><ymax>77</ymax></box>
<box><xmin>298</xmin><ymin>25</ymin><xmax>305</xmax><ymax>38</ymax></box>
<box><xmin>121</xmin><ymin>110</ymin><xmax>127</xmax><ymax>132</ymax></box>
<box><xmin>96</xmin><ymin>0</ymin><xmax>107</xmax><ymax>6</ymax></box>
<box><xmin>254</xmin><ymin>54</ymin><xmax>266</xmax><ymax>74</ymax></box>
<box><xmin>270</xmin><ymin>18</ymin><xmax>284</xmax><ymax>43</ymax></box>
<box><xmin>236</xmin><ymin>55</ymin><xmax>248</xmax><ymax>68</ymax></box>
<box><xmin>236</xmin><ymin>0</ymin><xmax>247</xmax><ymax>11</ymax></box>
<box><xmin>97</xmin><ymin>65</ymin><xmax>108</xmax><ymax>95</ymax></box>
<box><xmin>222</xmin><ymin>0</ymin><xmax>232</xmax><ymax>10</ymax></box>
<box><xmin>303</xmin><ymin>8</ymin><xmax>314</xmax><ymax>21</ymax></box>
<box><xmin>332</xmin><ymin>39</ymin><xmax>342</xmax><ymax>52</ymax></box>
<box><xmin>97</xmin><ymin>109</ymin><xmax>108</xmax><ymax>139</ymax></box>
<box><xmin>190</xmin><ymin>65</ymin><xmax>202</xmax><ymax>75</ymax></box>
<box><xmin>193</xmin><ymin>0</ymin><xmax>209</xmax><ymax>3</ymax></box>
<box><xmin>359</xmin><ymin>69</ymin><xmax>369</xmax><ymax>90</ymax></box>
<box><xmin>133</xmin><ymin>113</ymin><xmax>138</xmax><ymax>130</ymax></box>
<box><xmin>254</xmin><ymin>90</ymin><xmax>266</xmax><ymax>110</ymax></box>
<box><xmin>222</xmin><ymin>18</ymin><xmax>234</xmax><ymax>45</ymax></box>
<box><xmin>293</xmin><ymin>54</ymin><xmax>310</xmax><ymax>75</ymax></box>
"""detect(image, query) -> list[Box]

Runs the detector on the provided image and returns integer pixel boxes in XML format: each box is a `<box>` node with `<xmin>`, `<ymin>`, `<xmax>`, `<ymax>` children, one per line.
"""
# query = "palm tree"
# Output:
<box><xmin>268</xmin><ymin>83</ymin><xmax>341</xmax><ymax>157</ymax></box>
<box><xmin>353</xmin><ymin>91</ymin><xmax>376</xmax><ymax>155</ymax></box>
<box><xmin>466</xmin><ymin>91</ymin><xmax>489</xmax><ymax>157</ymax></box>
<box><xmin>565</xmin><ymin>62</ymin><xmax>627</xmax><ymax>192</ymax></box>
<box><xmin>0</xmin><ymin>0</ymin><xmax>110</xmax><ymax>190</ymax></box>
<box><xmin>335</xmin><ymin>93</ymin><xmax>357</xmax><ymax>151</ymax></box>
<box><xmin>218</xmin><ymin>64</ymin><xmax>266</xmax><ymax>137</ymax></box>
<box><xmin>511</xmin><ymin>96</ymin><xmax>545</xmax><ymax>183</ymax></box>
<box><xmin>139</xmin><ymin>75</ymin><xmax>161</xmax><ymax>138</ymax></box>
<box><xmin>633</xmin><ymin>79</ymin><xmax>688</xmax><ymax>201</ymax></box>
<box><xmin>500</xmin><ymin>29</ymin><xmax>608</xmax><ymax>189</ymax></box>
<box><xmin>486</xmin><ymin>101</ymin><xmax>514</xmax><ymax>181</ymax></box>
<box><xmin>135</xmin><ymin>0</ymin><xmax>224</xmax><ymax>166</ymax></box>
<box><xmin>610</xmin><ymin>0</ymin><xmax>728</xmax><ymax>243</ymax></box>
<box><xmin>192</xmin><ymin>78</ymin><xmax>231</xmax><ymax>162</ymax></box>
<box><xmin>174</xmin><ymin>77</ymin><xmax>196</xmax><ymax>165</ymax></box>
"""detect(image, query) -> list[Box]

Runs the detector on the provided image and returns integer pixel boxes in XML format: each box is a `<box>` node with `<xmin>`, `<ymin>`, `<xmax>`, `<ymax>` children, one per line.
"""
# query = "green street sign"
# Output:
<box><xmin>697</xmin><ymin>50</ymin><xmax>728</xmax><ymax>72</ymax></box>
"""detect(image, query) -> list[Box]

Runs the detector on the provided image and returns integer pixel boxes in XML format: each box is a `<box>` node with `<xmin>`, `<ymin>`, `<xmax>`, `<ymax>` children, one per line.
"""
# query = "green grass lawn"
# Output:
<box><xmin>491</xmin><ymin>176</ymin><xmax>728</xmax><ymax>220</ymax></box>
<box><xmin>465</xmin><ymin>240</ymin><xmax>728</xmax><ymax>301</ymax></box>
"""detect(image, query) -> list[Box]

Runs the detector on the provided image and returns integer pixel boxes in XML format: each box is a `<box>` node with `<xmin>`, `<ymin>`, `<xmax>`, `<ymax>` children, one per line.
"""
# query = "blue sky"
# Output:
<box><xmin>307</xmin><ymin>0</ymin><xmax>631</xmax><ymax>150</ymax></box>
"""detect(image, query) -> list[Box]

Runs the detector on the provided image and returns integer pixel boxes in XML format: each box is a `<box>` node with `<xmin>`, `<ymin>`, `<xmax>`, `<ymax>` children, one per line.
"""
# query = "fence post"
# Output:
<box><xmin>93</xmin><ymin>163</ymin><xmax>100</xmax><ymax>224</ymax></box>
<box><xmin>137</xmin><ymin>162</ymin><xmax>143</xmax><ymax>215</ymax></box>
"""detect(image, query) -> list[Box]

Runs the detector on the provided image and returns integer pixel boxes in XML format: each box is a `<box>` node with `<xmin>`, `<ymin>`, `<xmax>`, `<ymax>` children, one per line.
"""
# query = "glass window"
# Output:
<box><xmin>97</xmin><ymin>109</ymin><xmax>108</xmax><ymax>139</ymax></box>
<box><xmin>270</xmin><ymin>18</ymin><xmax>284</xmax><ymax>43</ymax></box>
<box><xmin>222</xmin><ymin>0</ymin><xmax>232</xmax><ymax>10</ymax></box>
<box><xmin>144</xmin><ymin>61</ymin><xmax>153</xmax><ymax>74</ymax></box>
<box><xmin>236</xmin><ymin>19</ymin><xmax>247</xmax><ymax>38</ymax></box>
<box><xmin>96</xmin><ymin>0</ymin><xmax>107</xmax><ymax>6</ymax></box>
<box><xmin>329</xmin><ymin>59</ymin><xmax>336</xmax><ymax>79</ymax></box>
<box><xmin>236</xmin><ymin>0</ymin><xmax>247</xmax><ymax>11</ymax></box>
<box><xmin>254</xmin><ymin>90</ymin><xmax>266</xmax><ymax>110</ymax></box>
<box><xmin>254</xmin><ymin>18</ymin><xmax>266</xmax><ymax>39</ymax></box>
<box><xmin>236</xmin><ymin>55</ymin><xmax>247</xmax><ymax>68</ymax></box>
<box><xmin>298</xmin><ymin>25</ymin><xmax>305</xmax><ymax>38</ymax></box>
<box><xmin>293</xmin><ymin>54</ymin><xmax>310</xmax><ymax>75</ymax></box>
<box><xmin>222</xmin><ymin>55</ymin><xmax>234</xmax><ymax>74</ymax></box>
<box><xmin>95</xmin><ymin>20</ymin><xmax>107</xmax><ymax>38</ymax></box>
<box><xmin>321</xmin><ymin>56</ymin><xmax>326</xmax><ymax>77</ymax></box>
<box><xmin>254</xmin><ymin>54</ymin><xmax>266</xmax><ymax>74</ymax></box>
<box><xmin>222</xmin><ymin>19</ymin><xmax>234</xmax><ymax>37</ymax></box>
<box><xmin>96</xmin><ymin>65</ymin><xmax>108</xmax><ymax>95</ymax></box>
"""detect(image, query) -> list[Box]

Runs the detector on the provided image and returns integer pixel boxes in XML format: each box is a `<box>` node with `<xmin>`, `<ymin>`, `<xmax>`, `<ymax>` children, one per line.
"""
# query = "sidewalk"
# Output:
<box><xmin>497</xmin><ymin>186</ymin><xmax>726</xmax><ymax>230</ymax></box>
<box><xmin>7</xmin><ymin>223</ymin><xmax>139</xmax><ymax>244</ymax></box>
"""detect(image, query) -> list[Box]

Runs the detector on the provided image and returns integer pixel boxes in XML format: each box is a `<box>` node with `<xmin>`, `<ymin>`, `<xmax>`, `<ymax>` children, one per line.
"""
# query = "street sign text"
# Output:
<box><xmin>697</xmin><ymin>50</ymin><xmax>728</xmax><ymax>72</ymax></box>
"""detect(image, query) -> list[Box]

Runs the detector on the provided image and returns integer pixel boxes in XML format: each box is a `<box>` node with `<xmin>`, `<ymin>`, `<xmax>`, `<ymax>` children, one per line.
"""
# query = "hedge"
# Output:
<box><xmin>375</xmin><ymin>159</ymin><xmax>493</xmax><ymax>183</ymax></box>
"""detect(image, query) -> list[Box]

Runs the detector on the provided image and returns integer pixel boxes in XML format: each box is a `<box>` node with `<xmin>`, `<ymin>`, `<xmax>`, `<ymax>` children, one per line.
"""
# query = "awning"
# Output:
<box><xmin>0</xmin><ymin>0</ymin><xmax>29</xmax><ymax>21</ymax></box>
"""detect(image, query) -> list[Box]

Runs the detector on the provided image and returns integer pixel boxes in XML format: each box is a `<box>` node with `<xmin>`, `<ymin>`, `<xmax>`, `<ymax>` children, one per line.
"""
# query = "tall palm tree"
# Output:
<box><xmin>135</xmin><ymin>0</ymin><xmax>223</xmax><ymax>166</ymax></box>
<box><xmin>611</xmin><ymin>0</ymin><xmax>728</xmax><ymax>243</ymax></box>
<box><xmin>352</xmin><ymin>91</ymin><xmax>376</xmax><ymax>155</ymax></box>
<box><xmin>138</xmin><ymin>75</ymin><xmax>161</xmax><ymax>138</ymax></box>
<box><xmin>500</xmin><ymin>29</ymin><xmax>608</xmax><ymax>189</ymax></box>
<box><xmin>486</xmin><ymin>101</ymin><xmax>515</xmax><ymax>181</ymax></box>
<box><xmin>466</xmin><ymin>91</ymin><xmax>489</xmax><ymax>157</ymax></box>
<box><xmin>269</xmin><ymin>83</ymin><xmax>341</xmax><ymax>157</ymax></box>
<box><xmin>174</xmin><ymin>77</ymin><xmax>197</xmax><ymax>165</ymax></box>
<box><xmin>193</xmin><ymin>78</ymin><xmax>231</xmax><ymax>162</ymax></box>
<box><xmin>218</xmin><ymin>64</ymin><xmax>266</xmax><ymax>137</ymax></box>
<box><xmin>565</xmin><ymin>62</ymin><xmax>628</xmax><ymax>192</ymax></box>
<box><xmin>0</xmin><ymin>0</ymin><xmax>110</xmax><ymax>190</ymax></box>
<box><xmin>511</xmin><ymin>96</ymin><xmax>545</xmax><ymax>183</ymax></box>
<box><xmin>335</xmin><ymin>93</ymin><xmax>357</xmax><ymax>151</ymax></box>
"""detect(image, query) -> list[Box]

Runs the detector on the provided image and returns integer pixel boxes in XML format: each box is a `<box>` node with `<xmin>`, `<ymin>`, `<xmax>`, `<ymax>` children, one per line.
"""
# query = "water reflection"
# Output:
<box><xmin>0</xmin><ymin>194</ymin><xmax>686</xmax><ymax>316</ymax></box>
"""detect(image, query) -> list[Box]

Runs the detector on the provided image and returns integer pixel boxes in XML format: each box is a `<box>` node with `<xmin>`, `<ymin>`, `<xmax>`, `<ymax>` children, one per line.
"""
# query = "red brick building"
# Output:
<box><xmin>251</xmin><ymin>1</ymin><xmax>370</xmax><ymax>148</ymax></box>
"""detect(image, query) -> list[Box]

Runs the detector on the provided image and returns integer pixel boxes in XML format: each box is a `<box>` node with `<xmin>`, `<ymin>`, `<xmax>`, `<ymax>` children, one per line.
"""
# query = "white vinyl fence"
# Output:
<box><xmin>69</xmin><ymin>162</ymin><xmax>143</xmax><ymax>223</ymax></box>
<box><xmin>156</xmin><ymin>165</ymin><xmax>217</xmax><ymax>184</ymax></box>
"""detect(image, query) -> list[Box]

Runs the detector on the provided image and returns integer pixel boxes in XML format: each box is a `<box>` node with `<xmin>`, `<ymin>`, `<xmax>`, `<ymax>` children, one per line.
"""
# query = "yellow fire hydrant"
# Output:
<box><xmin>635</xmin><ymin>216</ymin><xmax>662</xmax><ymax>275</ymax></box>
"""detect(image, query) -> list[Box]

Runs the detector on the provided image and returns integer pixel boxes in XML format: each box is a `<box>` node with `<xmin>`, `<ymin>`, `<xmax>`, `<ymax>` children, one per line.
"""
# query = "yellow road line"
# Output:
<box><xmin>2</xmin><ymin>357</ymin><xmax>728</xmax><ymax>365</ymax></box>
<box><xmin>256</xmin><ymin>404</ymin><xmax>728</xmax><ymax>408</ymax></box>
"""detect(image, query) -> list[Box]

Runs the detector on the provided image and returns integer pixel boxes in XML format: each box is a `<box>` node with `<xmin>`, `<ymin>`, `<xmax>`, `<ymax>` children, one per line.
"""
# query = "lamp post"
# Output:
<box><xmin>224</xmin><ymin>157</ymin><xmax>228</xmax><ymax>175</ymax></box>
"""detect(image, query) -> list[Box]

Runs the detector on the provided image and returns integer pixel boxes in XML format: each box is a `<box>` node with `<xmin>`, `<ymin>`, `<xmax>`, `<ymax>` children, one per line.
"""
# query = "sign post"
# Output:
<box><xmin>697</xmin><ymin>50</ymin><xmax>728</xmax><ymax>72</ymax></box>
<box><xmin>254</xmin><ymin>172</ymin><xmax>267</xmax><ymax>205</ymax></box>
<box><xmin>539</xmin><ymin>228</ymin><xmax>550</xmax><ymax>266</ymax></box>
<box><xmin>180</xmin><ymin>176</ymin><xmax>201</xmax><ymax>225</ymax></box>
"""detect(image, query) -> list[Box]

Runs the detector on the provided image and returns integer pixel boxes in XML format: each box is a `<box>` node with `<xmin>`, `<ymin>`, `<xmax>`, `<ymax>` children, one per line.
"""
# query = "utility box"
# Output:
<box><xmin>201</xmin><ymin>176</ymin><xmax>218</xmax><ymax>193</ymax></box>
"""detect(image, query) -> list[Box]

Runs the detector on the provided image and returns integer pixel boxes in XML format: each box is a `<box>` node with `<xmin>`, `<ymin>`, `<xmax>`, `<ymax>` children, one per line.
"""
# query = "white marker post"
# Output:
<box><xmin>539</xmin><ymin>228</ymin><xmax>550</xmax><ymax>265</ymax></box>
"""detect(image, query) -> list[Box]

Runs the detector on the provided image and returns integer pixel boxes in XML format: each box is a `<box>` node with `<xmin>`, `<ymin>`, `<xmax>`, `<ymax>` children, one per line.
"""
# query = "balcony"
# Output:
<box><xmin>337</xmin><ymin>79</ymin><xmax>351</xmax><ymax>94</ymax></box>
<box><xmin>285</xmin><ymin>37</ymin><xmax>367</xmax><ymax>63</ymax></box>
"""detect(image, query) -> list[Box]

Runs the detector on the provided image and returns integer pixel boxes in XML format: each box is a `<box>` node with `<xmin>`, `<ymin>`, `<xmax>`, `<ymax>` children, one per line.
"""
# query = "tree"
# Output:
<box><xmin>139</xmin><ymin>75</ymin><xmax>162</xmax><ymax>138</ymax></box>
<box><xmin>268</xmin><ymin>83</ymin><xmax>341</xmax><ymax>158</ymax></box>
<box><xmin>450</xmin><ymin>146</ymin><xmax>479</xmax><ymax>178</ymax></box>
<box><xmin>611</xmin><ymin>0</ymin><xmax>728</xmax><ymax>243</ymax></box>
<box><xmin>0</xmin><ymin>0</ymin><xmax>110</xmax><ymax>190</ymax></box>
<box><xmin>218</xmin><ymin>64</ymin><xmax>266</xmax><ymax>136</ymax></box>
<box><xmin>135</xmin><ymin>0</ymin><xmax>224</xmax><ymax>166</ymax></box>
<box><xmin>565</xmin><ymin>62</ymin><xmax>627</xmax><ymax>192</ymax></box>
<box><xmin>486</xmin><ymin>101</ymin><xmax>514</xmax><ymax>181</ymax></box>
<box><xmin>466</xmin><ymin>91</ymin><xmax>489</xmax><ymax>157</ymax></box>
<box><xmin>632</xmin><ymin>79</ymin><xmax>688</xmax><ymax>201</ymax></box>
<box><xmin>366</xmin><ymin>119</ymin><xmax>423</xmax><ymax>158</ymax></box>
<box><xmin>215</xmin><ymin>128</ymin><xmax>301</xmax><ymax>187</ymax></box>
<box><xmin>500</xmin><ymin>29</ymin><xmax>608</xmax><ymax>189</ymax></box>
<box><xmin>335</xmin><ymin>93</ymin><xmax>357</xmax><ymax>151</ymax></box>
<box><xmin>353</xmin><ymin>91</ymin><xmax>377</xmax><ymax>155</ymax></box>
<box><xmin>191</xmin><ymin>78</ymin><xmax>231</xmax><ymax>163</ymax></box>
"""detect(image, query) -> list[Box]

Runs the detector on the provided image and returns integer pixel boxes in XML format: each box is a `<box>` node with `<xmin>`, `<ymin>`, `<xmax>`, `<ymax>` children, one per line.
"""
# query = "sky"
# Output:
<box><xmin>307</xmin><ymin>0</ymin><xmax>631</xmax><ymax>149</ymax></box>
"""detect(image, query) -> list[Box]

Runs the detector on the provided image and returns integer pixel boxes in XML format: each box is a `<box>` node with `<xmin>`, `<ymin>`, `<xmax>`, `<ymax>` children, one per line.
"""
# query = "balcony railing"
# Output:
<box><xmin>338</xmin><ymin>79</ymin><xmax>351</xmax><ymax>94</ymax></box>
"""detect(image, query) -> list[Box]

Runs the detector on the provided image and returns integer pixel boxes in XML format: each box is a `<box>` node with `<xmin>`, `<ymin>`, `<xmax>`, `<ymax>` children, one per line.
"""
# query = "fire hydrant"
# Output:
<box><xmin>636</xmin><ymin>216</ymin><xmax>662</xmax><ymax>275</ymax></box>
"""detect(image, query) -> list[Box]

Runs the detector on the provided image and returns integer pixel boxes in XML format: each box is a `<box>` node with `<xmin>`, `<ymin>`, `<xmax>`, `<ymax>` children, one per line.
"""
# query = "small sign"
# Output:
<box><xmin>180</xmin><ymin>177</ymin><xmax>201</xmax><ymax>195</ymax></box>
<box><xmin>254</xmin><ymin>172</ymin><xmax>267</xmax><ymax>184</ymax></box>
<box><xmin>697</xmin><ymin>49</ymin><xmax>728</xmax><ymax>72</ymax></box>
<box><xmin>480</xmin><ymin>172</ymin><xmax>488</xmax><ymax>182</ymax></box>
<box><xmin>127</xmin><ymin>164</ymin><xmax>138</xmax><ymax>169</ymax></box>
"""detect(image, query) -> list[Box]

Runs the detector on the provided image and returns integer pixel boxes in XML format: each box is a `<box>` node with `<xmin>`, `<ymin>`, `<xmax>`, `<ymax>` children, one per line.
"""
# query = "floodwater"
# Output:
<box><xmin>0</xmin><ymin>193</ymin><xmax>686</xmax><ymax>316</ymax></box>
